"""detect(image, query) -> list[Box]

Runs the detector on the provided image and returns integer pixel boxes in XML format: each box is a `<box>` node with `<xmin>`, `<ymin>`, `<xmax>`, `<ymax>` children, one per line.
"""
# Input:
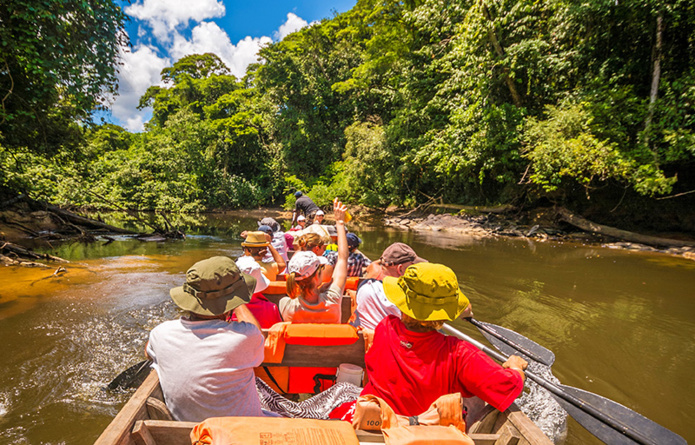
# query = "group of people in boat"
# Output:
<box><xmin>145</xmin><ymin>197</ymin><xmax>528</xmax><ymax>426</ymax></box>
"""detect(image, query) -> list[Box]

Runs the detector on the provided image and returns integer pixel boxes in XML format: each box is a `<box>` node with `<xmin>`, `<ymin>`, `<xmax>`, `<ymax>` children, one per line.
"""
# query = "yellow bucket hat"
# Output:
<box><xmin>383</xmin><ymin>263</ymin><xmax>470</xmax><ymax>321</ymax></box>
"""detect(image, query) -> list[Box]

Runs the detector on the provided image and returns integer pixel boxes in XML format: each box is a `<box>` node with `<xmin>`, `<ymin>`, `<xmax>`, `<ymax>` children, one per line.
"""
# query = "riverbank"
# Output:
<box><xmin>380</xmin><ymin>205</ymin><xmax>695</xmax><ymax>261</ymax></box>
<box><xmin>2</xmin><ymin>200</ymin><xmax>695</xmax><ymax>265</ymax></box>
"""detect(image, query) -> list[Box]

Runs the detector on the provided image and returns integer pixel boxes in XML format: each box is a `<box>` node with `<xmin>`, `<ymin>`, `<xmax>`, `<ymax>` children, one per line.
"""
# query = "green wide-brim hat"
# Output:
<box><xmin>170</xmin><ymin>256</ymin><xmax>256</xmax><ymax>316</ymax></box>
<box><xmin>383</xmin><ymin>262</ymin><xmax>470</xmax><ymax>322</ymax></box>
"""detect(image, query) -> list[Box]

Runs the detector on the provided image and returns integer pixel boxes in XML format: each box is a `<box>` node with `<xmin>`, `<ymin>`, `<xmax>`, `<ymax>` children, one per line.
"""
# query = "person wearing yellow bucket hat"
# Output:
<box><xmin>360</xmin><ymin>262</ymin><xmax>528</xmax><ymax>418</ymax></box>
<box><xmin>145</xmin><ymin>256</ymin><xmax>270</xmax><ymax>422</ymax></box>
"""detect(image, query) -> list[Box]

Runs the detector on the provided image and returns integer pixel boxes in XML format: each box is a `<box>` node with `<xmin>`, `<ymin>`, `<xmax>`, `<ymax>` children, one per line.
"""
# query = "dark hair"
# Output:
<box><xmin>346</xmin><ymin>233</ymin><xmax>361</xmax><ymax>250</ymax></box>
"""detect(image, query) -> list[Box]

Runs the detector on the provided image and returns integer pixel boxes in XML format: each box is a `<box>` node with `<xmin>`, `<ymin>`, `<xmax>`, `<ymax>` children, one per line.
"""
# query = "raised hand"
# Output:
<box><xmin>333</xmin><ymin>198</ymin><xmax>347</xmax><ymax>223</ymax></box>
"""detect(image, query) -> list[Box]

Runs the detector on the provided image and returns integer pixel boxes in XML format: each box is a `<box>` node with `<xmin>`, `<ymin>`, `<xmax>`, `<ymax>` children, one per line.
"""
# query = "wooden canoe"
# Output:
<box><xmin>95</xmin><ymin>331</ymin><xmax>553</xmax><ymax>445</ymax></box>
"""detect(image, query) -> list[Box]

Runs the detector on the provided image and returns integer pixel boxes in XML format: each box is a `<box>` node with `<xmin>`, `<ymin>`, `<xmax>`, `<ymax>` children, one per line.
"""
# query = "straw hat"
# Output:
<box><xmin>170</xmin><ymin>256</ymin><xmax>255</xmax><ymax>316</ymax></box>
<box><xmin>383</xmin><ymin>263</ymin><xmax>469</xmax><ymax>321</ymax></box>
<box><xmin>241</xmin><ymin>231</ymin><xmax>270</xmax><ymax>247</ymax></box>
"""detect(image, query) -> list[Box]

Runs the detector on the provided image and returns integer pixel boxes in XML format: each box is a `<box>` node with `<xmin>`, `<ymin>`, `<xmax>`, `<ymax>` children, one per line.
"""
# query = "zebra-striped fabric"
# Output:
<box><xmin>256</xmin><ymin>377</ymin><xmax>361</xmax><ymax>419</ymax></box>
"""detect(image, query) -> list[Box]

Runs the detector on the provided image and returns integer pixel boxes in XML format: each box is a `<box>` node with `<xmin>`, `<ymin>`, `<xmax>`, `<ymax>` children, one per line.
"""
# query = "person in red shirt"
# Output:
<box><xmin>360</xmin><ymin>262</ymin><xmax>528</xmax><ymax>416</ymax></box>
<box><xmin>233</xmin><ymin>255</ymin><xmax>283</xmax><ymax>328</ymax></box>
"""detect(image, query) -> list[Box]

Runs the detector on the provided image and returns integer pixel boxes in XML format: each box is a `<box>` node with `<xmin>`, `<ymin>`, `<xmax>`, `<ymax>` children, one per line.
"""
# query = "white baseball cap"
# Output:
<box><xmin>235</xmin><ymin>256</ymin><xmax>270</xmax><ymax>294</ymax></box>
<box><xmin>287</xmin><ymin>251</ymin><xmax>321</xmax><ymax>280</ymax></box>
<box><xmin>297</xmin><ymin>215</ymin><xmax>306</xmax><ymax>221</ymax></box>
<box><xmin>316</xmin><ymin>210</ymin><xmax>325</xmax><ymax>216</ymax></box>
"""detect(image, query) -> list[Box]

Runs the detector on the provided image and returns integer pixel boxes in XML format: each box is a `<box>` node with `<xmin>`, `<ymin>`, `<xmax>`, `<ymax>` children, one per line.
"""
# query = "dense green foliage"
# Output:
<box><xmin>0</xmin><ymin>0</ymin><xmax>127</xmax><ymax>155</ymax></box>
<box><xmin>2</xmin><ymin>0</ymin><xmax>694</xmax><ymax>218</ymax></box>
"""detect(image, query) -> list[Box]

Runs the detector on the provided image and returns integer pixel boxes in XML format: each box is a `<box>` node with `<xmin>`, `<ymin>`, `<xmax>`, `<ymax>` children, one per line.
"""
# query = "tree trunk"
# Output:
<box><xmin>481</xmin><ymin>3</ymin><xmax>522</xmax><ymax>108</ymax></box>
<box><xmin>45</xmin><ymin>204</ymin><xmax>136</xmax><ymax>234</ymax></box>
<box><xmin>557</xmin><ymin>207</ymin><xmax>695</xmax><ymax>248</ymax></box>
<box><xmin>643</xmin><ymin>12</ymin><xmax>663</xmax><ymax>149</ymax></box>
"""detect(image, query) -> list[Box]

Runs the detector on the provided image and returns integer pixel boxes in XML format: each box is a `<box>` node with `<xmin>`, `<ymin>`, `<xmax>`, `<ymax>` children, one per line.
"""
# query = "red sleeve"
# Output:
<box><xmin>454</xmin><ymin>341</ymin><xmax>525</xmax><ymax>412</ymax></box>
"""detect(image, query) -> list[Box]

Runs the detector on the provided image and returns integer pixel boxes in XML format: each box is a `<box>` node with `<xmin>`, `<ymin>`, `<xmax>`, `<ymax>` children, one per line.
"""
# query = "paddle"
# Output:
<box><xmin>106</xmin><ymin>359</ymin><xmax>153</xmax><ymax>391</ymax></box>
<box><xmin>466</xmin><ymin>317</ymin><xmax>555</xmax><ymax>366</ymax></box>
<box><xmin>441</xmin><ymin>324</ymin><xmax>686</xmax><ymax>445</ymax></box>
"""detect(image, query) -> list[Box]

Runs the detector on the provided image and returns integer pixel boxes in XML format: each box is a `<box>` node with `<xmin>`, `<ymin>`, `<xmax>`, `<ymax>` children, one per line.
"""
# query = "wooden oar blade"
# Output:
<box><xmin>552</xmin><ymin>383</ymin><xmax>686</xmax><ymax>445</ymax></box>
<box><xmin>106</xmin><ymin>359</ymin><xmax>153</xmax><ymax>391</ymax></box>
<box><xmin>475</xmin><ymin>320</ymin><xmax>555</xmax><ymax>366</ymax></box>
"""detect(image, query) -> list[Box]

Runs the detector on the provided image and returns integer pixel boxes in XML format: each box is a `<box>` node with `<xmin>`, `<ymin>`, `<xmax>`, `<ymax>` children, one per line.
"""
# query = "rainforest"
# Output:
<box><xmin>1</xmin><ymin>0</ymin><xmax>694</xmax><ymax>233</ymax></box>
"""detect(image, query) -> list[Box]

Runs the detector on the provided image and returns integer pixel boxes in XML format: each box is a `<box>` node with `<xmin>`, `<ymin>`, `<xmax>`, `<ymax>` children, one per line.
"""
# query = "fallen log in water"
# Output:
<box><xmin>45</xmin><ymin>204</ymin><xmax>136</xmax><ymax>234</ymax></box>
<box><xmin>557</xmin><ymin>208</ymin><xmax>695</xmax><ymax>248</ymax></box>
<box><xmin>0</xmin><ymin>241</ymin><xmax>69</xmax><ymax>267</ymax></box>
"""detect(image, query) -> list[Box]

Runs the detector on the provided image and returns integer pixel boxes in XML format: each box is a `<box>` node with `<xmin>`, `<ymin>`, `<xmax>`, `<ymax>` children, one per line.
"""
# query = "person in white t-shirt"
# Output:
<box><xmin>355</xmin><ymin>243</ymin><xmax>427</xmax><ymax>330</ymax></box>
<box><xmin>146</xmin><ymin>256</ymin><xmax>268</xmax><ymax>422</ymax></box>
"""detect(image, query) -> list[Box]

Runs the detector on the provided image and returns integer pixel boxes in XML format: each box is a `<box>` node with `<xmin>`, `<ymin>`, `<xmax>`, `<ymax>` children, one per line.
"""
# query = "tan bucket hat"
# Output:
<box><xmin>241</xmin><ymin>231</ymin><xmax>270</xmax><ymax>247</ymax></box>
<box><xmin>170</xmin><ymin>256</ymin><xmax>255</xmax><ymax>316</ymax></box>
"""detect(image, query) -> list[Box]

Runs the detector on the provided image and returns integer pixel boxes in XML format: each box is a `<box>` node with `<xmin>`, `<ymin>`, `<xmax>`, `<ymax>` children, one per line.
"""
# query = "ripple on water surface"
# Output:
<box><xmin>0</xmin><ymin>272</ymin><xmax>179</xmax><ymax>444</ymax></box>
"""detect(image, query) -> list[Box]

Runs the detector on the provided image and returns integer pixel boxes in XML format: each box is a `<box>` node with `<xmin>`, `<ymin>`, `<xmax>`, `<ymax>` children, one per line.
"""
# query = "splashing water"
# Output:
<box><xmin>516</xmin><ymin>361</ymin><xmax>568</xmax><ymax>444</ymax></box>
<box><xmin>0</xmin><ymin>393</ymin><xmax>8</xmax><ymax>418</ymax></box>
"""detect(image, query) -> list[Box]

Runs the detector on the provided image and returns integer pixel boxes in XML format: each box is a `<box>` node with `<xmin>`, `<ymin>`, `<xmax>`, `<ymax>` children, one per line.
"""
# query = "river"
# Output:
<box><xmin>0</xmin><ymin>212</ymin><xmax>692</xmax><ymax>444</ymax></box>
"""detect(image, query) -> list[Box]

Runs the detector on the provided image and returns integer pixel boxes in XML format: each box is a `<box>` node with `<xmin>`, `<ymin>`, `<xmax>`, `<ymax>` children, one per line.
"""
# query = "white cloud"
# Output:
<box><xmin>111</xmin><ymin>45</ymin><xmax>170</xmax><ymax>131</ymax></box>
<box><xmin>170</xmin><ymin>21</ymin><xmax>271</xmax><ymax>78</ymax></box>
<box><xmin>109</xmin><ymin>6</ymin><xmax>313</xmax><ymax>130</ymax></box>
<box><xmin>125</xmin><ymin>115</ymin><xmax>147</xmax><ymax>132</ymax></box>
<box><xmin>125</xmin><ymin>0</ymin><xmax>225</xmax><ymax>41</ymax></box>
<box><xmin>274</xmin><ymin>13</ymin><xmax>309</xmax><ymax>41</ymax></box>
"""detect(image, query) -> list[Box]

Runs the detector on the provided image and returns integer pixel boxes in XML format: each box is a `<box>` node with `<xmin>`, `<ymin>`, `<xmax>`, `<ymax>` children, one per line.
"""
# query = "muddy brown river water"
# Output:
<box><xmin>0</xmin><ymin>212</ymin><xmax>692</xmax><ymax>444</ymax></box>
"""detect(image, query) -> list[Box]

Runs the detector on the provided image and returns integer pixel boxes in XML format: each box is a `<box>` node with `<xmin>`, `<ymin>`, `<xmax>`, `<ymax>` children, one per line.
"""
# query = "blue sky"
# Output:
<box><xmin>105</xmin><ymin>0</ymin><xmax>357</xmax><ymax>131</ymax></box>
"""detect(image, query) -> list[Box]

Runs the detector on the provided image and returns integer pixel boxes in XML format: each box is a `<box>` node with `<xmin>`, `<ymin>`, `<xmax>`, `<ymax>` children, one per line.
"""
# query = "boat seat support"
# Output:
<box><xmin>146</xmin><ymin>397</ymin><xmax>173</xmax><ymax>421</ymax></box>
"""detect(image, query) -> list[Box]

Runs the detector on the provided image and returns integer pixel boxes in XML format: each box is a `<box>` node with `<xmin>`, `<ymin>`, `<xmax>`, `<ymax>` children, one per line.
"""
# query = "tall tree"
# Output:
<box><xmin>0</xmin><ymin>0</ymin><xmax>128</xmax><ymax>154</ymax></box>
<box><xmin>255</xmin><ymin>14</ymin><xmax>366</xmax><ymax>178</ymax></box>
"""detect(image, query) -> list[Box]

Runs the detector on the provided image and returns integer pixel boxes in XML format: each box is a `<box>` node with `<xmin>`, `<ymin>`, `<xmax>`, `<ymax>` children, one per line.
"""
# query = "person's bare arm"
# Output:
<box><xmin>265</xmin><ymin>233</ymin><xmax>286</xmax><ymax>272</ymax></box>
<box><xmin>232</xmin><ymin>304</ymin><xmax>262</xmax><ymax>332</ymax></box>
<box><xmin>331</xmin><ymin>198</ymin><xmax>349</xmax><ymax>292</ymax></box>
